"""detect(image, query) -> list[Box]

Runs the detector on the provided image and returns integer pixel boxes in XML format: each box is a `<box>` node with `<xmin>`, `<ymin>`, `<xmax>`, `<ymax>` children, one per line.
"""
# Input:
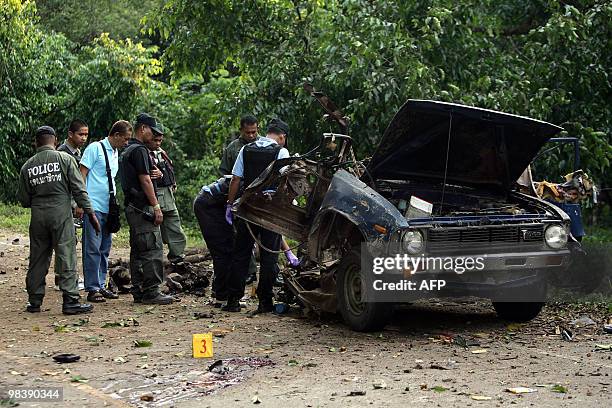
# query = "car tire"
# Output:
<box><xmin>492</xmin><ymin>301</ymin><xmax>544</xmax><ymax>322</ymax></box>
<box><xmin>337</xmin><ymin>249</ymin><xmax>390</xmax><ymax>332</ymax></box>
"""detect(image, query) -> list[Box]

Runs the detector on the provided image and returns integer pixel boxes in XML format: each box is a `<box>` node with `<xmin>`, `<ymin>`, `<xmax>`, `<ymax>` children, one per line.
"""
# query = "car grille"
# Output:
<box><xmin>426</xmin><ymin>223</ymin><xmax>544</xmax><ymax>252</ymax></box>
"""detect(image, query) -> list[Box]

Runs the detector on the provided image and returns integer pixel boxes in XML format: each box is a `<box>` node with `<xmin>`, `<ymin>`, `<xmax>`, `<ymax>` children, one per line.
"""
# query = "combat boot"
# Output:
<box><xmin>62</xmin><ymin>302</ymin><xmax>94</xmax><ymax>315</ymax></box>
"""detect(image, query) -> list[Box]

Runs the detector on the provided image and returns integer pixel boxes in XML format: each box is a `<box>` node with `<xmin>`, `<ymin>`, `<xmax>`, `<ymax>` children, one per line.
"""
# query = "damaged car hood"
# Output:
<box><xmin>368</xmin><ymin>100</ymin><xmax>563</xmax><ymax>191</ymax></box>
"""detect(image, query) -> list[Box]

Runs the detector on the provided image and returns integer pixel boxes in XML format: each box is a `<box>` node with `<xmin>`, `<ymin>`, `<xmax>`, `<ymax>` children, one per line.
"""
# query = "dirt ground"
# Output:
<box><xmin>0</xmin><ymin>230</ymin><xmax>611</xmax><ymax>407</ymax></box>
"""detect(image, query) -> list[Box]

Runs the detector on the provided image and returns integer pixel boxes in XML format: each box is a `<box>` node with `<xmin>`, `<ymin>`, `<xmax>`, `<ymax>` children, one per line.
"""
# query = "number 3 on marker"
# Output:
<box><xmin>192</xmin><ymin>333</ymin><xmax>213</xmax><ymax>358</ymax></box>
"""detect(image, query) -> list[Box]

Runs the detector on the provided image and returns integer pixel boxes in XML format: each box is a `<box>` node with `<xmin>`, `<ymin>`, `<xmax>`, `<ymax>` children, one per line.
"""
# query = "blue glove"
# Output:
<box><xmin>225</xmin><ymin>203</ymin><xmax>233</xmax><ymax>225</ymax></box>
<box><xmin>284</xmin><ymin>249</ymin><xmax>299</xmax><ymax>267</ymax></box>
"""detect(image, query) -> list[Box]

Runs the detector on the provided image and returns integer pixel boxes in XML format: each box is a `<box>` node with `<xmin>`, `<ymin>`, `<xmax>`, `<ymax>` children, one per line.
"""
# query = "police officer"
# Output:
<box><xmin>219</xmin><ymin>115</ymin><xmax>260</xmax><ymax>284</ymax></box>
<box><xmin>119</xmin><ymin>113</ymin><xmax>173</xmax><ymax>305</ymax></box>
<box><xmin>17</xmin><ymin>126</ymin><xmax>100</xmax><ymax>315</ymax></box>
<box><xmin>222</xmin><ymin>118</ymin><xmax>290</xmax><ymax>314</ymax></box>
<box><xmin>147</xmin><ymin>133</ymin><xmax>187</xmax><ymax>263</ymax></box>
<box><xmin>54</xmin><ymin>119</ymin><xmax>89</xmax><ymax>289</ymax></box>
<box><xmin>193</xmin><ymin>176</ymin><xmax>234</xmax><ymax>305</ymax></box>
<box><xmin>219</xmin><ymin>115</ymin><xmax>259</xmax><ymax>176</ymax></box>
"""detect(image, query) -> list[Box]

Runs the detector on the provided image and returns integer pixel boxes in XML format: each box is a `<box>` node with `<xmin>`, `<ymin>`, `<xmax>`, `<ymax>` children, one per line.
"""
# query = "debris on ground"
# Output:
<box><xmin>470</xmin><ymin>395</ymin><xmax>492</xmax><ymax>400</ymax></box>
<box><xmin>570</xmin><ymin>316</ymin><xmax>597</xmax><ymax>328</ymax></box>
<box><xmin>52</xmin><ymin>353</ymin><xmax>80</xmax><ymax>364</ymax></box>
<box><xmin>506</xmin><ymin>387</ymin><xmax>536</xmax><ymax>394</ymax></box>
<box><xmin>107</xmin><ymin>248</ymin><xmax>212</xmax><ymax>296</ymax></box>
<box><xmin>560</xmin><ymin>326</ymin><xmax>573</xmax><ymax>341</ymax></box>
<box><xmin>372</xmin><ymin>380</ymin><xmax>387</xmax><ymax>389</ymax></box>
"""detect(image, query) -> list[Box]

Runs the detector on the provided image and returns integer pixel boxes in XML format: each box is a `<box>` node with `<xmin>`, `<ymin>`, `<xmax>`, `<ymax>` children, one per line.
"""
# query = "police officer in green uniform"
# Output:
<box><xmin>119</xmin><ymin>113</ymin><xmax>173</xmax><ymax>305</ymax></box>
<box><xmin>219</xmin><ymin>115</ymin><xmax>260</xmax><ymax>176</ymax></box>
<box><xmin>54</xmin><ymin>119</ymin><xmax>89</xmax><ymax>289</ymax></box>
<box><xmin>17</xmin><ymin>126</ymin><xmax>100</xmax><ymax>315</ymax></box>
<box><xmin>148</xmin><ymin>133</ymin><xmax>187</xmax><ymax>263</ymax></box>
<box><xmin>219</xmin><ymin>115</ymin><xmax>260</xmax><ymax>284</ymax></box>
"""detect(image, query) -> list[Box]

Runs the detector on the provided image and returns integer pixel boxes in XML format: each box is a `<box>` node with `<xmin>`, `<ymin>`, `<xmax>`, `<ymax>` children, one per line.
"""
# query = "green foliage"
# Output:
<box><xmin>145</xmin><ymin>0</ymin><xmax>611</xmax><ymax>188</ymax></box>
<box><xmin>0</xmin><ymin>0</ymin><xmax>74</xmax><ymax>199</ymax></box>
<box><xmin>36</xmin><ymin>0</ymin><xmax>163</xmax><ymax>45</ymax></box>
<box><xmin>70</xmin><ymin>34</ymin><xmax>162</xmax><ymax>139</ymax></box>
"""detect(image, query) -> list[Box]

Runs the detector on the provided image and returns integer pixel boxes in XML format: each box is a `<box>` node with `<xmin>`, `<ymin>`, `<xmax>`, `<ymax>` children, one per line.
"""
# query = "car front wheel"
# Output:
<box><xmin>492</xmin><ymin>301</ymin><xmax>545</xmax><ymax>322</ymax></box>
<box><xmin>337</xmin><ymin>249</ymin><xmax>391</xmax><ymax>332</ymax></box>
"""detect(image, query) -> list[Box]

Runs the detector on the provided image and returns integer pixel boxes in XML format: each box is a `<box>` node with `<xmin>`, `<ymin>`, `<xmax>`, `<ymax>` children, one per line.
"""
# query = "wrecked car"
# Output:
<box><xmin>234</xmin><ymin>90</ymin><xmax>571</xmax><ymax>331</ymax></box>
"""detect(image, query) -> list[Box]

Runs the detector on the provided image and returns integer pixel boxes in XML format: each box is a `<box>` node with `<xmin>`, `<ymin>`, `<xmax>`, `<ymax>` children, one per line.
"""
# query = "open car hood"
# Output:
<box><xmin>367</xmin><ymin>100</ymin><xmax>563</xmax><ymax>191</ymax></box>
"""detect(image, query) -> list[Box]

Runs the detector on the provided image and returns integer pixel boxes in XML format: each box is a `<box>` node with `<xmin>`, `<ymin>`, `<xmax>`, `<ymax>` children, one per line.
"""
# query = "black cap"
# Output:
<box><xmin>135</xmin><ymin>113</ymin><xmax>164</xmax><ymax>135</ymax></box>
<box><xmin>266</xmin><ymin>118</ymin><xmax>289</xmax><ymax>136</ymax></box>
<box><xmin>35</xmin><ymin>125</ymin><xmax>56</xmax><ymax>138</ymax></box>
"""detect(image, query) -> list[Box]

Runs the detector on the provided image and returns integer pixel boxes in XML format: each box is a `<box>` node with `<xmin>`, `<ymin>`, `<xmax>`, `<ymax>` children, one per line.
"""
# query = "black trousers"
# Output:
<box><xmin>193</xmin><ymin>192</ymin><xmax>234</xmax><ymax>300</ymax></box>
<box><xmin>227</xmin><ymin>219</ymin><xmax>281</xmax><ymax>305</ymax></box>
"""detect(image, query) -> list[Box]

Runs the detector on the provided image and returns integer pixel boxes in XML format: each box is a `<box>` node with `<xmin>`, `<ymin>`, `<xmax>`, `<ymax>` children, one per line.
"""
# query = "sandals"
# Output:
<box><xmin>86</xmin><ymin>291</ymin><xmax>106</xmax><ymax>303</ymax></box>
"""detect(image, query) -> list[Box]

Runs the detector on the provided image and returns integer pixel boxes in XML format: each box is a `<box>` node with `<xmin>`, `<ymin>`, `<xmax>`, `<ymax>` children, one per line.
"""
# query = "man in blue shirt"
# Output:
<box><xmin>79</xmin><ymin>120</ymin><xmax>131</xmax><ymax>302</ymax></box>
<box><xmin>222</xmin><ymin>118</ymin><xmax>290</xmax><ymax>314</ymax></box>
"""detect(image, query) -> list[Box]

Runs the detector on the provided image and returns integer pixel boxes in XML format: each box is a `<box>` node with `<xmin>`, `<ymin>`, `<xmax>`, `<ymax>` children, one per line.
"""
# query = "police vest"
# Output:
<box><xmin>154</xmin><ymin>151</ymin><xmax>176</xmax><ymax>188</ymax></box>
<box><xmin>242</xmin><ymin>143</ymin><xmax>282</xmax><ymax>187</ymax></box>
<box><xmin>119</xmin><ymin>143</ymin><xmax>152</xmax><ymax>207</ymax></box>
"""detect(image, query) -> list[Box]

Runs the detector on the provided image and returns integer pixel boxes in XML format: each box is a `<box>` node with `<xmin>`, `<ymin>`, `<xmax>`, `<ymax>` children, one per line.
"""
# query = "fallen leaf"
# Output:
<box><xmin>506</xmin><ymin>387</ymin><xmax>536</xmax><ymax>394</ymax></box>
<box><xmin>551</xmin><ymin>384</ymin><xmax>567</xmax><ymax>393</ymax></box>
<box><xmin>70</xmin><ymin>375</ymin><xmax>88</xmax><ymax>383</ymax></box>
<box><xmin>373</xmin><ymin>380</ymin><xmax>387</xmax><ymax>389</ymax></box>
<box><xmin>113</xmin><ymin>356</ymin><xmax>126</xmax><ymax>363</ymax></box>
<box><xmin>471</xmin><ymin>395</ymin><xmax>492</xmax><ymax>400</ymax></box>
<box><xmin>347</xmin><ymin>391</ymin><xmax>366</xmax><ymax>396</ymax></box>
<box><xmin>471</xmin><ymin>349</ymin><xmax>488</xmax><ymax>354</ymax></box>
<box><xmin>432</xmin><ymin>386</ymin><xmax>448</xmax><ymax>392</ymax></box>
<box><xmin>288</xmin><ymin>359</ymin><xmax>299</xmax><ymax>366</ymax></box>
<box><xmin>594</xmin><ymin>344</ymin><xmax>612</xmax><ymax>351</ymax></box>
<box><xmin>133</xmin><ymin>340</ymin><xmax>152</xmax><ymax>348</ymax></box>
<box><xmin>140</xmin><ymin>394</ymin><xmax>154</xmax><ymax>402</ymax></box>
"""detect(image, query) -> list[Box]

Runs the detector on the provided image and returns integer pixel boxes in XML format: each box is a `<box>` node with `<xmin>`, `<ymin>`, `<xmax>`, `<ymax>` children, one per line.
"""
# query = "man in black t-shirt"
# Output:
<box><xmin>119</xmin><ymin>113</ymin><xmax>173</xmax><ymax>305</ymax></box>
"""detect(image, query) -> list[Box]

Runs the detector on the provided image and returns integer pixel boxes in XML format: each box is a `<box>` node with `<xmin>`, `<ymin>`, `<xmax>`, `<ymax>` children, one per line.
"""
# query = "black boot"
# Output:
<box><xmin>62</xmin><ymin>302</ymin><xmax>94</xmax><ymax>315</ymax></box>
<box><xmin>26</xmin><ymin>302</ymin><xmax>41</xmax><ymax>313</ymax></box>
<box><xmin>142</xmin><ymin>293</ymin><xmax>174</xmax><ymax>305</ymax></box>
<box><xmin>221</xmin><ymin>299</ymin><xmax>241</xmax><ymax>312</ymax></box>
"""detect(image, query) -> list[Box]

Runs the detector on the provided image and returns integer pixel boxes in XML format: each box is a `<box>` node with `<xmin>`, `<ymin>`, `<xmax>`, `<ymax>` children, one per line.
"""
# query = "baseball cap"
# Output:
<box><xmin>135</xmin><ymin>113</ymin><xmax>164</xmax><ymax>135</ymax></box>
<box><xmin>35</xmin><ymin>125</ymin><xmax>56</xmax><ymax>138</ymax></box>
<box><xmin>266</xmin><ymin>118</ymin><xmax>289</xmax><ymax>136</ymax></box>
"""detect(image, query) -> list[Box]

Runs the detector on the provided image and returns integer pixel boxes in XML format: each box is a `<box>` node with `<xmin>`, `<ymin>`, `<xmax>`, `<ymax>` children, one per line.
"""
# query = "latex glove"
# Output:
<box><xmin>225</xmin><ymin>203</ymin><xmax>233</xmax><ymax>225</ymax></box>
<box><xmin>284</xmin><ymin>249</ymin><xmax>299</xmax><ymax>267</ymax></box>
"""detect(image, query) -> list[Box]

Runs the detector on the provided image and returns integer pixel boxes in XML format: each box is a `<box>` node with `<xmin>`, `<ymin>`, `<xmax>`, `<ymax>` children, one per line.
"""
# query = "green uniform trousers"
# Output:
<box><xmin>160</xmin><ymin>208</ymin><xmax>187</xmax><ymax>261</ymax></box>
<box><xmin>27</xmin><ymin>208</ymin><xmax>79</xmax><ymax>304</ymax></box>
<box><xmin>157</xmin><ymin>186</ymin><xmax>186</xmax><ymax>261</ymax></box>
<box><xmin>125</xmin><ymin>206</ymin><xmax>164</xmax><ymax>299</ymax></box>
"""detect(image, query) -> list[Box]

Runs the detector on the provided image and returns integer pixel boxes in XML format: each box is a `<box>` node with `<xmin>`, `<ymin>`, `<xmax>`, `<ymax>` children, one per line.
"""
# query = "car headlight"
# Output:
<box><xmin>402</xmin><ymin>230</ymin><xmax>424</xmax><ymax>254</ymax></box>
<box><xmin>544</xmin><ymin>224</ymin><xmax>568</xmax><ymax>249</ymax></box>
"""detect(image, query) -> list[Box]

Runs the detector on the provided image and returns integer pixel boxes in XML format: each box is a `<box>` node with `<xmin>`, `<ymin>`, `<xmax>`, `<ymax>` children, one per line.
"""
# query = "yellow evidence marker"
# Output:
<box><xmin>192</xmin><ymin>333</ymin><xmax>213</xmax><ymax>358</ymax></box>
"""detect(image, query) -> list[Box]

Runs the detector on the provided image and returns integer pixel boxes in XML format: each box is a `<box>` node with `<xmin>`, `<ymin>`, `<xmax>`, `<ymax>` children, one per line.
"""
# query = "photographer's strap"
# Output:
<box><xmin>99</xmin><ymin>141</ymin><xmax>116</xmax><ymax>200</ymax></box>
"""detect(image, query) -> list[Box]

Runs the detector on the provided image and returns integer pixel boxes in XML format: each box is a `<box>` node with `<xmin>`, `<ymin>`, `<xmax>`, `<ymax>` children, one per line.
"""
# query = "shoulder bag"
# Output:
<box><xmin>100</xmin><ymin>141</ymin><xmax>121</xmax><ymax>233</ymax></box>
